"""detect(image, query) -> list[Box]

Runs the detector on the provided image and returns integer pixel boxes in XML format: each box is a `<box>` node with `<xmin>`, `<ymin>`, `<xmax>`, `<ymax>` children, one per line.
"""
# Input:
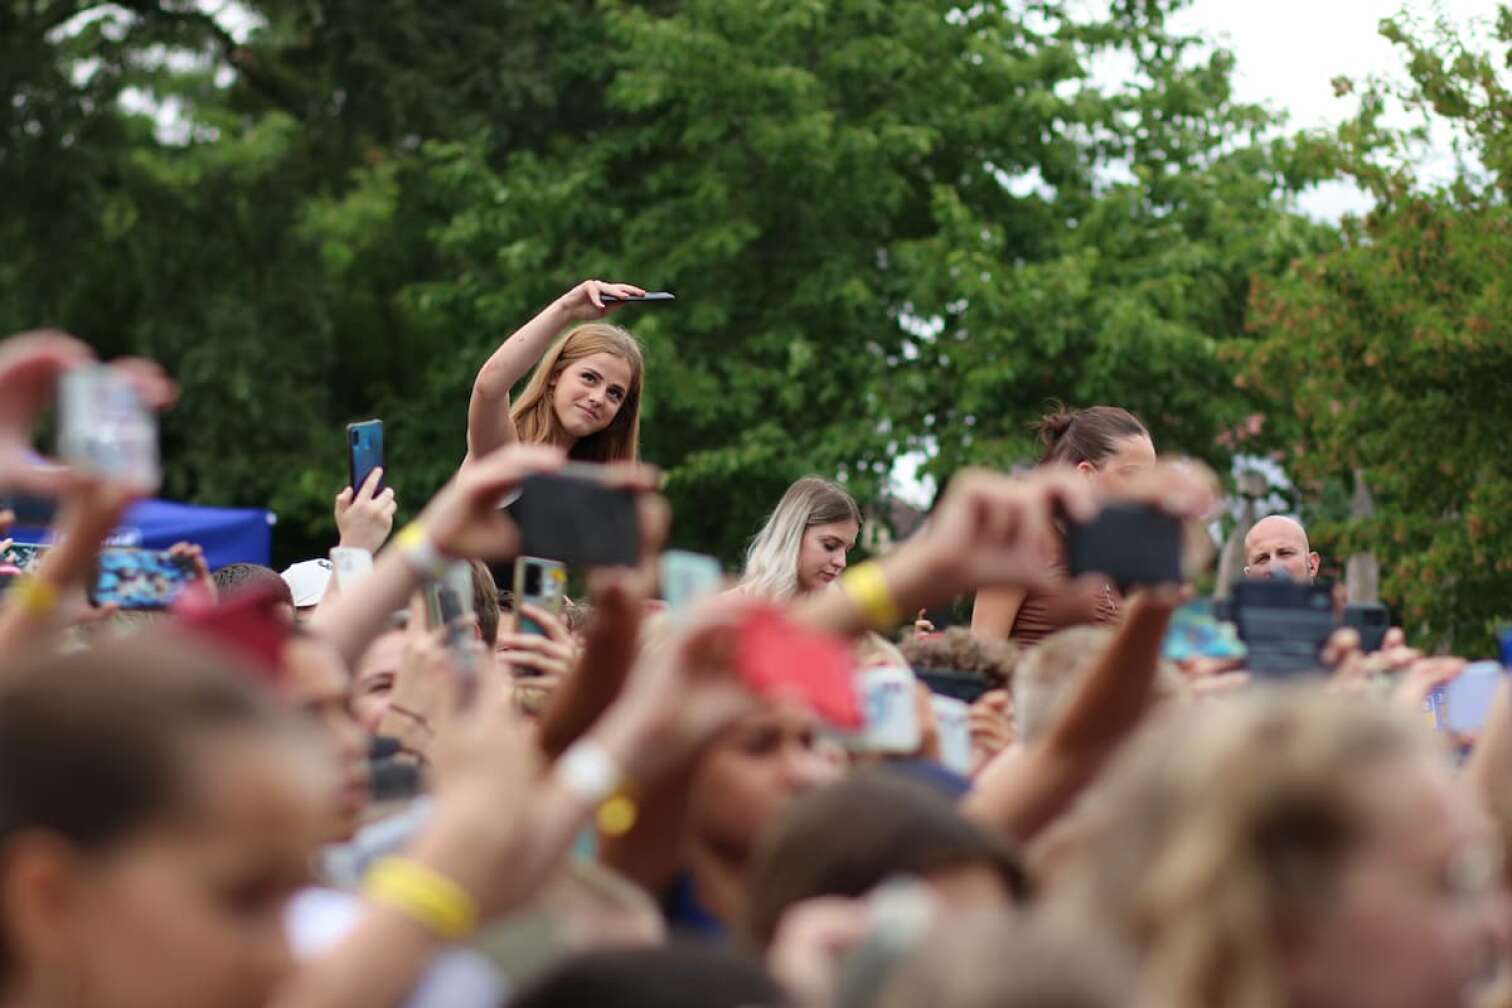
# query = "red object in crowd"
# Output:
<box><xmin>172</xmin><ymin>582</ymin><xmax>290</xmax><ymax>682</ymax></box>
<box><xmin>733</xmin><ymin>606</ymin><xmax>862</xmax><ymax>731</ymax></box>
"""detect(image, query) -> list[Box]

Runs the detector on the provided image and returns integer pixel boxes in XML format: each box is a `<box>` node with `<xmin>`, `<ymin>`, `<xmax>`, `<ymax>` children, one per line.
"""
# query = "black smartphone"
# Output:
<box><xmin>599</xmin><ymin>291</ymin><xmax>676</xmax><ymax>304</ymax></box>
<box><xmin>512</xmin><ymin>467</ymin><xmax>640</xmax><ymax>568</ymax></box>
<box><xmin>346</xmin><ymin>419</ymin><xmax>384</xmax><ymax>493</ymax></box>
<box><xmin>1232</xmin><ymin>577</ymin><xmax>1337</xmax><ymax>678</ymax></box>
<box><xmin>0</xmin><ymin>494</ymin><xmax>58</xmax><ymax>527</ymax></box>
<box><xmin>1065</xmin><ymin>503</ymin><xmax>1182</xmax><ymax>588</ymax></box>
<box><xmin>1342</xmin><ymin>602</ymin><xmax>1390</xmax><ymax>653</ymax></box>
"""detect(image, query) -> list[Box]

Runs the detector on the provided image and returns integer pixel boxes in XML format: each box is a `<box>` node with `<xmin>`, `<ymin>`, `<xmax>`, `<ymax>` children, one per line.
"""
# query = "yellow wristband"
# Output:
<box><xmin>597</xmin><ymin>793</ymin><xmax>639</xmax><ymax>837</ymax></box>
<box><xmin>394</xmin><ymin>522</ymin><xmax>447</xmax><ymax>581</ymax></box>
<box><xmin>363</xmin><ymin>857</ymin><xmax>477</xmax><ymax>941</ymax></box>
<box><xmin>840</xmin><ymin>562</ymin><xmax>902</xmax><ymax>632</ymax></box>
<box><xmin>6</xmin><ymin>575</ymin><xmax>59</xmax><ymax>618</ymax></box>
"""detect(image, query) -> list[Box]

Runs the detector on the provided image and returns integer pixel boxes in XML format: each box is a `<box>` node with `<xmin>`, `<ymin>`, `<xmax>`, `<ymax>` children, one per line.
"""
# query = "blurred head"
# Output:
<box><xmin>1244</xmin><ymin>515</ymin><xmax>1321</xmax><ymax>583</ymax></box>
<box><xmin>467</xmin><ymin>558</ymin><xmax>502</xmax><ymax>648</ymax></box>
<box><xmin>508</xmin><ymin>943</ymin><xmax>787</xmax><ymax>1008</ymax></box>
<box><xmin>688</xmin><ymin>700</ymin><xmax>840</xmax><ymax>868</ymax></box>
<box><xmin>352</xmin><ymin>628</ymin><xmax>407</xmax><ymax>734</ymax></box>
<box><xmin>1036</xmin><ymin>405</ymin><xmax>1154</xmax><ymax>490</ymax></box>
<box><xmin>281</xmin><ymin>632</ymin><xmax>369</xmax><ymax>843</ymax></box>
<box><xmin>900</xmin><ymin>626</ymin><xmax>1019</xmax><ymax>693</ymax></box>
<box><xmin>876</xmin><ymin>910</ymin><xmax>1129</xmax><ymax>1008</ymax></box>
<box><xmin>741</xmin><ymin>477</ymin><xmax>862</xmax><ymax>600</ymax></box>
<box><xmin>744</xmin><ymin>770</ymin><xmax>1028</xmax><ymax>950</ymax></box>
<box><xmin>212</xmin><ymin>563</ymin><xmax>294</xmax><ymax>623</ymax></box>
<box><xmin>1049</xmin><ymin>691</ymin><xmax>1503</xmax><ymax>1008</ymax></box>
<box><xmin>512</xmin><ymin>323</ymin><xmax>644</xmax><ymax>462</ymax></box>
<box><xmin>0</xmin><ymin>634</ymin><xmax>321</xmax><ymax>1008</ymax></box>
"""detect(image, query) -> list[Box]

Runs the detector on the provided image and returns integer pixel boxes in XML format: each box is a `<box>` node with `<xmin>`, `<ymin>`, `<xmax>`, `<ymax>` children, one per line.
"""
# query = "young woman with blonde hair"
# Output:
<box><xmin>466</xmin><ymin>280</ymin><xmax>648</xmax><ymax>465</ymax></box>
<box><xmin>739</xmin><ymin>477</ymin><xmax>863</xmax><ymax>600</ymax></box>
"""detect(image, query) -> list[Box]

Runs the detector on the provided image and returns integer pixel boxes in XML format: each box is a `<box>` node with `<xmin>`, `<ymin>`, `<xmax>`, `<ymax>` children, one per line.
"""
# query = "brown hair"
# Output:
<box><xmin>0</xmin><ymin>633</ymin><xmax>290</xmax><ymax>977</ymax></box>
<box><xmin>467</xmin><ymin>558</ymin><xmax>501</xmax><ymax>647</ymax></box>
<box><xmin>742</xmin><ymin>770</ymin><xmax>1029</xmax><ymax>949</ymax></box>
<box><xmin>899</xmin><ymin>627</ymin><xmax>1019</xmax><ymax>691</ymax></box>
<box><xmin>511</xmin><ymin>323</ymin><xmax>644</xmax><ymax>463</ymax></box>
<box><xmin>1035</xmin><ymin>404</ymin><xmax>1148</xmax><ymax>467</ymax></box>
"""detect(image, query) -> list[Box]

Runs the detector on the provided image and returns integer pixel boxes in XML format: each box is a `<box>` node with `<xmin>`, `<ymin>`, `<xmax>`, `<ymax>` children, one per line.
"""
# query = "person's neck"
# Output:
<box><xmin>550</xmin><ymin>425</ymin><xmax>578</xmax><ymax>451</ymax></box>
<box><xmin>687</xmin><ymin>839</ymin><xmax>749</xmax><ymax>928</ymax></box>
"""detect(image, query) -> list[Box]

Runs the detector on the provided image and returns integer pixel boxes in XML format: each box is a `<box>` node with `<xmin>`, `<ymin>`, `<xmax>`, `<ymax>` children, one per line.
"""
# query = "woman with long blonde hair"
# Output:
<box><xmin>466</xmin><ymin>279</ymin><xmax>648</xmax><ymax>465</ymax></box>
<box><xmin>739</xmin><ymin>477</ymin><xmax>863</xmax><ymax>601</ymax></box>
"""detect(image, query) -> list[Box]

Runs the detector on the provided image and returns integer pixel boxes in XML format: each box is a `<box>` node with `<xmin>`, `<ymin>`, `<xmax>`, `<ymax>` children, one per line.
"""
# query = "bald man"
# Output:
<box><xmin>1243</xmin><ymin>515</ymin><xmax>1321</xmax><ymax>583</ymax></box>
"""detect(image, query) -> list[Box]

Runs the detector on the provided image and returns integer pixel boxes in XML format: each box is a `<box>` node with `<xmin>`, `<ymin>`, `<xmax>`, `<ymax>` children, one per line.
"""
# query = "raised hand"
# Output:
<box><xmin>552</xmin><ymin>280</ymin><xmax>647</xmax><ymax>323</ymax></box>
<box><xmin>336</xmin><ymin>467</ymin><xmax>398</xmax><ymax>553</ymax></box>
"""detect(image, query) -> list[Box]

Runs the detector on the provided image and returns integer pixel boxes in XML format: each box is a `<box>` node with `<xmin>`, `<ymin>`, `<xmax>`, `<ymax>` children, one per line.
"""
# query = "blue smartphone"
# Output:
<box><xmin>90</xmin><ymin>548</ymin><xmax>198</xmax><ymax>610</ymax></box>
<box><xmin>346</xmin><ymin>419</ymin><xmax>384</xmax><ymax>493</ymax></box>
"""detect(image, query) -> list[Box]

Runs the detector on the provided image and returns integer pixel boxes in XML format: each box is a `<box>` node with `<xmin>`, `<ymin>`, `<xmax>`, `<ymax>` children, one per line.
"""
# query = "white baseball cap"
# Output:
<box><xmin>281</xmin><ymin>558</ymin><xmax>334</xmax><ymax>608</ymax></box>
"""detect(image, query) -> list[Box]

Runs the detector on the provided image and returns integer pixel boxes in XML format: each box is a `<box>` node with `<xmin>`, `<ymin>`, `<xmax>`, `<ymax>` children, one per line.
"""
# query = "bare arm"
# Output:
<box><xmin>962</xmin><ymin>590</ymin><xmax>1178</xmax><ymax>843</ymax></box>
<box><xmin>971</xmin><ymin>585</ymin><xmax>1026</xmax><ymax>642</ymax></box>
<box><xmin>465</xmin><ymin>281</ymin><xmax>644</xmax><ymax>465</ymax></box>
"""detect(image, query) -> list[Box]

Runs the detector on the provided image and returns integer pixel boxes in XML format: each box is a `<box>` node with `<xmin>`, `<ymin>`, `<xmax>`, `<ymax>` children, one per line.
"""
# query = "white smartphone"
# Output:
<box><xmin>57</xmin><ymin>365</ymin><xmax>160</xmax><ymax>492</ymax></box>
<box><xmin>860</xmin><ymin>666</ymin><xmax>921</xmax><ymax>754</ymax></box>
<box><xmin>930</xmin><ymin>695</ymin><xmax>972</xmax><ymax>776</ymax></box>
<box><xmin>660</xmin><ymin>550</ymin><xmax>723</xmax><ymax>611</ymax></box>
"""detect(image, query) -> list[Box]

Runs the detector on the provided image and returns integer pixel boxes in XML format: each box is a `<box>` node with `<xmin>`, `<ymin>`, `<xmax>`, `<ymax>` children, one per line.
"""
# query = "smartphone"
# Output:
<box><xmin>1231</xmin><ymin>577</ymin><xmax>1336</xmax><ymax>678</ymax></box>
<box><xmin>57</xmin><ymin>365</ymin><xmax>161</xmax><ymax>492</ymax></box>
<box><xmin>513</xmin><ymin>466</ymin><xmax>640</xmax><ymax>568</ymax></box>
<box><xmin>1342</xmin><ymin>602</ymin><xmax>1390</xmax><ymax>653</ymax></box>
<box><xmin>346</xmin><ymin>419</ymin><xmax>384</xmax><ymax>494</ymax></box>
<box><xmin>423</xmin><ymin>561</ymin><xmax>475</xmax><ymax>632</ymax></box>
<box><xmin>90</xmin><ymin>547</ymin><xmax>197</xmax><ymax>610</ymax></box>
<box><xmin>661</xmin><ymin>550</ymin><xmax>723</xmax><ymax>611</ymax></box>
<box><xmin>329</xmin><ymin>546</ymin><xmax>374</xmax><ymax>591</ymax></box>
<box><xmin>513</xmin><ymin>556</ymin><xmax>567</xmax><ymax>636</ymax></box>
<box><xmin>1433</xmin><ymin>661</ymin><xmax>1504</xmax><ymax>734</ymax></box>
<box><xmin>859</xmin><ymin>666</ymin><xmax>922</xmax><ymax>754</ymax></box>
<box><xmin>930</xmin><ymin>695</ymin><xmax>972</xmax><ymax>775</ymax></box>
<box><xmin>599</xmin><ymin>292</ymin><xmax>676</xmax><ymax>304</ymax></box>
<box><xmin>1065</xmin><ymin>502</ymin><xmax>1182</xmax><ymax>588</ymax></box>
<box><xmin>733</xmin><ymin>608</ymin><xmax>862</xmax><ymax>730</ymax></box>
<box><xmin>1</xmin><ymin>542</ymin><xmax>50</xmax><ymax>574</ymax></box>
<box><xmin>1162</xmin><ymin>598</ymin><xmax>1247</xmax><ymax>662</ymax></box>
<box><xmin>0</xmin><ymin>494</ymin><xmax>58</xmax><ymax>527</ymax></box>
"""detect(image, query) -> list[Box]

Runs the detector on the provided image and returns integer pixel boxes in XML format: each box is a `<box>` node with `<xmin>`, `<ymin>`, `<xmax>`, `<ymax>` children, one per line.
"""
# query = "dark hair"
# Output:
<box><xmin>213</xmin><ymin>562</ymin><xmax>294</xmax><ymax>607</ymax></box>
<box><xmin>742</xmin><ymin>769</ymin><xmax>1030</xmax><ymax>949</ymax></box>
<box><xmin>0</xmin><ymin>633</ymin><xmax>287</xmax><ymax>977</ymax></box>
<box><xmin>468</xmin><ymin>559</ymin><xmax>501</xmax><ymax>647</ymax></box>
<box><xmin>507</xmin><ymin>944</ymin><xmax>788</xmax><ymax>1008</ymax></box>
<box><xmin>1035</xmin><ymin>405</ymin><xmax>1148</xmax><ymax>467</ymax></box>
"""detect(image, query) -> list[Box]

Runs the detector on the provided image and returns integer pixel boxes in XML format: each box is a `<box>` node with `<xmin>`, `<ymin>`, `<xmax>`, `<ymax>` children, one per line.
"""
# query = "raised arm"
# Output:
<box><xmin>971</xmin><ymin>585</ymin><xmax>1027</xmax><ymax>642</ymax></box>
<box><xmin>465</xmin><ymin>280</ymin><xmax>645</xmax><ymax>464</ymax></box>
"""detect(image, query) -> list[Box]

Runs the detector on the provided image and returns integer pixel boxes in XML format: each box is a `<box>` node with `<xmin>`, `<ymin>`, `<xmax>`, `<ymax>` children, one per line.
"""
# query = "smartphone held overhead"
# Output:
<box><xmin>513</xmin><ymin>556</ymin><xmax>567</xmax><ymax>637</ymax></box>
<box><xmin>90</xmin><ymin>548</ymin><xmax>198</xmax><ymax>610</ymax></box>
<box><xmin>512</xmin><ymin>466</ymin><xmax>640</xmax><ymax>568</ymax></box>
<box><xmin>1065</xmin><ymin>502</ymin><xmax>1182</xmax><ymax>589</ymax></box>
<box><xmin>58</xmin><ymin>365</ymin><xmax>161</xmax><ymax>492</ymax></box>
<box><xmin>599</xmin><ymin>291</ymin><xmax>676</xmax><ymax>305</ymax></box>
<box><xmin>346</xmin><ymin>419</ymin><xmax>384</xmax><ymax>494</ymax></box>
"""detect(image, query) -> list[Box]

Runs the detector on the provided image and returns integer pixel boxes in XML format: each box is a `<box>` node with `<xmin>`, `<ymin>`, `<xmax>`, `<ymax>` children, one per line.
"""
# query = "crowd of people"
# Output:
<box><xmin>0</xmin><ymin>277</ymin><xmax>1508</xmax><ymax>1008</ymax></box>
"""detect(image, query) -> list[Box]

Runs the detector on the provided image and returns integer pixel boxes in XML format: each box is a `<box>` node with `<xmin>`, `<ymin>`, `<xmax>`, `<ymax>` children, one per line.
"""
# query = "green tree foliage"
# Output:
<box><xmin>2</xmin><ymin>0</ymin><xmax>1326</xmax><ymax>567</ymax></box>
<box><xmin>1245</xmin><ymin>9</ymin><xmax>1512</xmax><ymax>650</ymax></box>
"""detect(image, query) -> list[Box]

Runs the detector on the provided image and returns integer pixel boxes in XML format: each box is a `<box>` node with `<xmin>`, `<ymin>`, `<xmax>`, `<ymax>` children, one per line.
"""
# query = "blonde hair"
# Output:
<box><xmin>1014</xmin><ymin>625</ymin><xmax>1185</xmax><ymax>744</ymax></box>
<box><xmin>511</xmin><ymin>323</ymin><xmax>644</xmax><ymax>462</ymax></box>
<box><xmin>740</xmin><ymin>477</ymin><xmax>861</xmax><ymax>601</ymax></box>
<box><xmin>1048</xmin><ymin>690</ymin><xmax>1437</xmax><ymax>1008</ymax></box>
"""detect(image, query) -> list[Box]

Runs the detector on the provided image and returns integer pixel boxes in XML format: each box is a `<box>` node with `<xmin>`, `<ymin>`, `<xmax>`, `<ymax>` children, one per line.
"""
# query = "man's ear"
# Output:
<box><xmin>1075</xmin><ymin>460</ymin><xmax>1095</xmax><ymax>477</ymax></box>
<box><xmin>1308</xmin><ymin>552</ymin><xmax>1321</xmax><ymax>578</ymax></box>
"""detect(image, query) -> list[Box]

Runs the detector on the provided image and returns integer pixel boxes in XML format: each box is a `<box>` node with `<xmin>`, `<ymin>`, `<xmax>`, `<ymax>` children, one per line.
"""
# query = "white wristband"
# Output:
<box><xmin>556</xmin><ymin>740</ymin><xmax>622</xmax><ymax>805</ymax></box>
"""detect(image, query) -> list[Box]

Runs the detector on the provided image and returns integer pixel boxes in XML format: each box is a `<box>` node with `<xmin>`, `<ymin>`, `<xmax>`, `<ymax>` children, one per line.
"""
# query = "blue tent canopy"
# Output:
<box><xmin>12</xmin><ymin>499</ymin><xmax>274</xmax><ymax>570</ymax></box>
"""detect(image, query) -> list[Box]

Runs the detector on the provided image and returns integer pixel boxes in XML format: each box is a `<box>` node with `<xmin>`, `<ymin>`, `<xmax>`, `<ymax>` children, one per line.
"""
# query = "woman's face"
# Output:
<box><xmin>690</xmin><ymin>702</ymin><xmax>841</xmax><ymax>861</ymax></box>
<box><xmin>352</xmin><ymin>629</ymin><xmax>407</xmax><ymax>735</ymax></box>
<box><xmin>1079</xmin><ymin>433</ymin><xmax>1156</xmax><ymax>491</ymax></box>
<box><xmin>1285</xmin><ymin>758</ymin><xmax>1504</xmax><ymax>1008</ymax></box>
<box><xmin>37</xmin><ymin>733</ymin><xmax>320</xmax><ymax>1008</ymax></box>
<box><xmin>796</xmin><ymin>520</ymin><xmax>860</xmax><ymax>595</ymax></box>
<box><xmin>551</xmin><ymin>352</ymin><xmax>634</xmax><ymax>440</ymax></box>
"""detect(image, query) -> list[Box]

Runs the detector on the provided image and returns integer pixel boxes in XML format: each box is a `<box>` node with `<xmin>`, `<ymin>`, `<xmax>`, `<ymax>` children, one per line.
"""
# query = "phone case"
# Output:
<box><xmin>91</xmin><ymin>548</ymin><xmax>197</xmax><ymax>610</ymax></box>
<box><xmin>513</xmin><ymin>556</ymin><xmax>567</xmax><ymax>636</ymax></box>
<box><xmin>930</xmin><ymin>695</ymin><xmax>972</xmax><ymax>775</ymax></box>
<box><xmin>346</xmin><ymin>420</ymin><xmax>384</xmax><ymax>494</ymax></box>
<box><xmin>513</xmin><ymin>472</ymin><xmax>639</xmax><ymax>568</ymax></box>
<box><xmin>860</xmin><ymin>666</ymin><xmax>922</xmax><ymax>754</ymax></box>
<box><xmin>1437</xmin><ymin>661</ymin><xmax>1503</xmax><ymax>734</ymax></box>
<box><xmin>661</xmin><ymin>550</ymin><xmax>723</xmax><ymax>611</ymax></box>
<box><xmin>1065</xmin><ymin>503</ymin><xmax>1181</xmax><ymax>587</ymax></box>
